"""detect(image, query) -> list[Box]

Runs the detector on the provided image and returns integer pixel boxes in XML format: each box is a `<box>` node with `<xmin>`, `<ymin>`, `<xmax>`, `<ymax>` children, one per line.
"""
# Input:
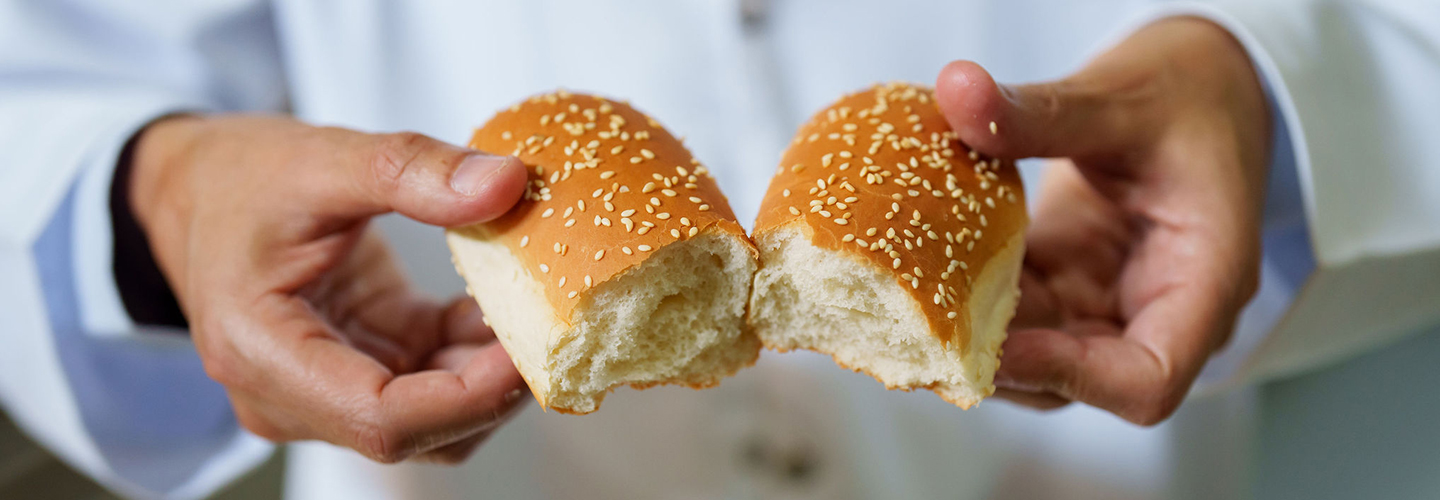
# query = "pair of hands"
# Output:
<box><xmin>125</xmin><ymin>18</ymin><xmax>1269</xmax><ymax>463</ymax></box>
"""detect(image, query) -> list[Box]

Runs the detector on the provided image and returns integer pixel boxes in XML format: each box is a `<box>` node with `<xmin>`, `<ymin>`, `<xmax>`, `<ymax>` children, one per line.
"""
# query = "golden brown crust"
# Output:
<box><xmin>753</xmin><ymin>83</ymin><xmax>1027</xmax><ymax>352</ymax></box>
<box><xmin>456</xmin><ymin>90</ymin><xmax>751</xmax><ymax>323</ymax></box>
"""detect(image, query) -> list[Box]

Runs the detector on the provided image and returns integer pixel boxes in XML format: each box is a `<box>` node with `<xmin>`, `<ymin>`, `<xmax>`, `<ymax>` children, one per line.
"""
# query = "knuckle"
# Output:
<box><xmin>1129</xmin><ymin>388</ymin><xmax>1185</xmax><ymax>427</ymax></box>
<box><xmin>194</xmin><ymin>320</ymin><xmax>244</xmax><ymax>387</ymax></box>
<box><xmin>369</xmin><ymin>131</ymin><xmax>432</xmax><ymax>191</ymax></box>
<box><xmin>351</xmin><ymin>414</ymin><xmax>409</xmax><ymax>464</ymax></box>
<box><xmin>200</xmin><ymin>355</ymin><xmax>239</xmax><ymax>388</ymax></box>
<box><xmin>424</xmin><ymin>450</ymin><xmax>468</xmax><ymax>466</ymax></box>
<box><xmin>234</xmin><ymin>407</ymin><xmax>286</xmax><ymax>442</ymax></box>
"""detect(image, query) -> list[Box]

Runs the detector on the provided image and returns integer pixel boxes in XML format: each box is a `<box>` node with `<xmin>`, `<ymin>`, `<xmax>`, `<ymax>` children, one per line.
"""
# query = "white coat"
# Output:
<box><xmin>1</xmin><ymin>1</ymin><xmax>1437</xmax><ymax>499</ymax></box>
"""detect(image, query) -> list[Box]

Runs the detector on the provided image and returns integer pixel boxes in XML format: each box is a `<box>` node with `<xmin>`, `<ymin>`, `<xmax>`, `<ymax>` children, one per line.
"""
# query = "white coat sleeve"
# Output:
<box><xmin>1147</xmin><ymin>0</ymin><xmax>1440</xmax><ymax>389</ymax></box>
<box><xmin>0</xmin><ymin>1</ymin><xmax>288</xmax><ymax>498</ymax></box>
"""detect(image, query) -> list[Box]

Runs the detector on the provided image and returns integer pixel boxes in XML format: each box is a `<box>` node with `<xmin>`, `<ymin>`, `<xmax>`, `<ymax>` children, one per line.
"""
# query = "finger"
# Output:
<box><xmin>322</xmin><ymin>130</ymin><xmax>529</xmax><ymax>226</ymax></box>
<box><xmin>412</xmin><ymin>432</ymin><xmax>488</xmax><ymax>465</ymax></box>
<box><xmin>361</xmin><ymin>341</ymin><xmax>529</xmax><ymax>462</ymax></box>
<box><xmin>220</xmin><ymin>296</ymin><xmax>528</xmax><ymax>463</ymax></box>
<box><xmin>1007</xmin><ymin>266</ymin><xmax>1060</xmax><ymax>330</ymax></box>
<box><xmin>996</xmin><ymin>290</ymin><xmax>1222</xmax><ymax>427</ymax></box>
<box><xmin>443</xmin><ymin>297</ymin><xmax>497</xmax><ymax>345</ymax></box>
<box><xmin>412</xmin><ymin>398</ymin><xmax>528</xmax><ymax>465</ymax></box>
<box><xmin>933</xmin><ymin>60</ymin><xmax>1158</xmax><ymax>160</ymax></box>
<box><xmin>992</xmin><ymin>388</ymin><xmax>1071</xmax><ymax>411</ymax></box>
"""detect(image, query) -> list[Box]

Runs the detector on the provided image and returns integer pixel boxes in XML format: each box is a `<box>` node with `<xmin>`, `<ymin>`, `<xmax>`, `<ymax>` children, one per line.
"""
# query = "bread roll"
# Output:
<box><xmin>749</xmin><ymin>83</ymin><xmax>1027</xmax><ymax>408</ymax></box>
<box><xmin>447</xmin><ymin>91</ymin><xmax>760</xmax><ymax>414</ymax></box>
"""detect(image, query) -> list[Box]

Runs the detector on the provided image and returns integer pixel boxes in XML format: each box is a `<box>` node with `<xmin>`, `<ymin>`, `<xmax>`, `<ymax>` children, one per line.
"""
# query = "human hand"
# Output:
<box><xmin>127</xmin><ymin>115</ymin><xmax>531</xmax><ymax>462</ymax></box>
<box><xmin>934</xmin><ymin>17</ymin><xmax>1271</xmax><ymax>424</ymax></box>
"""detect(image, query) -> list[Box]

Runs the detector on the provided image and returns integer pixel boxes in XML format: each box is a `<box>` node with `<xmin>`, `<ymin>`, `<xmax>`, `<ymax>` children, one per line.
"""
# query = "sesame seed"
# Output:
<box><xmin>640</xmin><ymin>149</ymin><xmax>655</xmax><ymax>159</ymax></box>
<box><xmin>584</xmin><ymin>275</ymin><xmax>592</xmax><ymax>287</ymax></box>
<box><xmin>688</xmin><ymin>226</ymin><xmax>699</xmax><ymax>237</ymax></box>
<box><xmin>594</xmin><ymin>250</ymin><xmax>605</xmax><ymax>261</ymax></box>
<box><xmin>567</xmin><ymin>291</ymin><xmax>578</xmax><ymax>299</ymax></box>
<box><xmin>789</xmin><ymin>206</ymin><xmax>801</xmax><ymax>215</ymax></box>
<box><xmin>541</xmin><ymin>208</ymin><xmax>555</xmax><ymax>218</ymax></box>
<box><xmin>656</xmin><ymin>212</ymin><xmax>671</xmax><ymax>220</ymax></box>
<box><xmin>661</xmin><ymin>189</ymin><xmax>677</xmax><ymax>197</ymax></box>
<box><xmin>989</xmin><ymin>121</ymin><xmax>998</xmax><ymax>134</ymax></box>
<box><xmin>599</xmin><ymin>171</ymin><xmax>616</xmax><ymax>179</ymax></box>
<box><xmin>630</xmin><ymin>157</ymin><xmax>642</xmax><ymax>164</ymax></box>
<box><xmin>892</xmin><ymin>258</ymin><xmax>901</xmax><ymax>269</ymax></box>
<box><xmin>558</xmin><ymin>276</ymin><xmax>567</xmax><ymax>287</ymax></box>
<box><xmin>834</xmin><ymin>218</ymin><xmax>849</xmax><ymax>225</ymax></box>
<box><xmin>564</xmin><ymin>219</ymin><xmax>576</xmax><ymax>227</ymax></box>
<box><xmin>947</xmin><ymin>311</ymin><xmax>958</xmax><ymax>319</ymax></box>
<box><xmin>539</xmin><ymin>264</ymin><xmax>550</xmax><ymax>273</ymax></box>
<box><xmin>638</xmin><ymin>244</ymin><xmax>652</xmax><ymax>251</ymax></box>
<box><xmin>622</xmin><ymin>246</ymin><xmax>633</xmax><ymax>255</ymax></box>
<box><xmin>670</xmin><ymin>228</ymin><xmax>682</xmax><ymax>238</ymax></box>
<box><xmin>699</xmin><ymin>204</ymin><xmax>711</xmax><ymax>211</ymax></box>
<box><xmin>642</xmin><ymin>182</ymin><xmax>657</xmax><ymax>193</ymax></box>
<box><xmin>520</xmin><ymin>236</ymin><xmax>530</xmax><ymax>247</ymax></box>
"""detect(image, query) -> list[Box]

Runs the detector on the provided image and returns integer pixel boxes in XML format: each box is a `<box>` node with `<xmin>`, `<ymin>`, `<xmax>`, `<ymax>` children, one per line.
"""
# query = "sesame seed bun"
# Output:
<box><xmin>749</xmin><ymin>83</ymin><xmax>1027</xmax><ymax>408</ymax></box>
<box><xmin>446</xmin><ymin>90</ymin><xmax>760</xmax><ymax>414</ymax></box>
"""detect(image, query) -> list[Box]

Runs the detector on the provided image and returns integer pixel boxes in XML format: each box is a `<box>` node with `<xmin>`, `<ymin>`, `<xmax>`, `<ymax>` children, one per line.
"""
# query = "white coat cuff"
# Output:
<box><xmin>72</xmin><ymin>109</ymin><xmax>189</xmax><ymax>339</ymax></box>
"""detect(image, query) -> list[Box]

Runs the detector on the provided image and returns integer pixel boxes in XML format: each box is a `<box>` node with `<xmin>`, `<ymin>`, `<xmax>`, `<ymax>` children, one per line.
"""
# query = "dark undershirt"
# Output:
<box><xmin>110</xmin><ymin>127</ymin><xmax>188</xmax><ymax>330</ymax></box>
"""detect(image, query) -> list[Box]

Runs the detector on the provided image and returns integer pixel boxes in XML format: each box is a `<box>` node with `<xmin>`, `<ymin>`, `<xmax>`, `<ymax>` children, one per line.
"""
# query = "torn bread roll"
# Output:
<box><xmin>749</xmin><ymin>83</ymin><xmax>1027</xmax><ymax>408</ymax></box>
<box><xmin>447</xmin><ymin>90</ymin><xmax>760</xmax><ymax>414</ymax></box>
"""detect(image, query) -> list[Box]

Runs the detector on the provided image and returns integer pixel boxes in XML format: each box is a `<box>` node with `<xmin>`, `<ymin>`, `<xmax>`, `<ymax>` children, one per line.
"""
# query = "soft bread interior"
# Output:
<box><xmin>749</xmin><ymin>225</ymin><xmax>1023</xmax><ymax>407</ymax></box>
<box><xmin>549</xmin><ymin>231</ymin><xmax>759</xmax><ymax>412</ymax></box>
<box><xmin>448</xmin><ymin>229</ymin><xmax>759</xmax><ymax>414</ymax></box>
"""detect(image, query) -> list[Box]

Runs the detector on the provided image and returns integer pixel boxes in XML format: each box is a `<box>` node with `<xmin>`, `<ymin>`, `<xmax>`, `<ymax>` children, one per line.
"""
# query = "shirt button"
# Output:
<box><xmin>740</xmin><ymin>0</ymin><xmax>770</xmax><ymax>30</ymax></box>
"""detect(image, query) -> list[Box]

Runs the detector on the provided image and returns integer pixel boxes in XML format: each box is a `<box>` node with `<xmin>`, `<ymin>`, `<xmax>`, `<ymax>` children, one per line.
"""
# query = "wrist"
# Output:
<box><xmin>112</xmin><ymin>115</ymin><xmax>200</xmax><ymax>328</ymax></box>
<box><xmin>129</xmin><ymin>114</ymin><xmax>204</xmax><ymax>236</ymax></box>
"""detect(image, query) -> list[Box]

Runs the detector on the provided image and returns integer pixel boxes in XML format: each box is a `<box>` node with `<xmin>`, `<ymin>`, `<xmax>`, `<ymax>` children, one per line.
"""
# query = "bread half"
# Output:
<box><xmin>447</xmin><ymin>91</ymin><xmax>760</xmax><ymax>414</ymax></box>
<box><xmin>749</xmin><ymin>83</ymin><xmax>1028</xmax><ymax>408</ymax></box>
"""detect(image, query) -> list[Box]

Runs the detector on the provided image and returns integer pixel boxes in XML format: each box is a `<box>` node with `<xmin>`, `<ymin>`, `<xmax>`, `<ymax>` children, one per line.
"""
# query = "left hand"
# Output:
<box><xmin>934</xmin><ymin>17</ymin><xmax>1272</xmax><ymax>424</ymax></box>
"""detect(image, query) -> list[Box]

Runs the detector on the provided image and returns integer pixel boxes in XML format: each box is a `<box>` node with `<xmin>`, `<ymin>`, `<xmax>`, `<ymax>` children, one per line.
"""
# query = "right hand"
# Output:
<box><xmin>127</xmin><ymin>114</ymin><xmax>531</xmax><ymax>463</ymax></box>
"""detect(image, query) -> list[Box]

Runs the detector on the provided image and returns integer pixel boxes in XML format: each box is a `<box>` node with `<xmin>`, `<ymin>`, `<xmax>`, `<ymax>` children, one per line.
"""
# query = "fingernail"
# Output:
<box><xmin>504</xmin><ymin>389</ymin><xmax>526</xmax><ymax>404</ymax></box>
<box><xmin>450</xmin><ymin>154</ymin><xmax>511</xmax><ymax>196</ymax></box>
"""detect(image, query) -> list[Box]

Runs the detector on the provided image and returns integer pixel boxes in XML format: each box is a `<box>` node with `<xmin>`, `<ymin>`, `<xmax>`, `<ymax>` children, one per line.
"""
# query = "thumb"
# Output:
<box><xmin>329</xmin><ymin>131</ymin><xmax>529</xmax><ymax>227</ymax></box>
<box><xmin>934</xmin><ymin>60</ymin><xmax>1157</xmax><ymax>160</ymax></box>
